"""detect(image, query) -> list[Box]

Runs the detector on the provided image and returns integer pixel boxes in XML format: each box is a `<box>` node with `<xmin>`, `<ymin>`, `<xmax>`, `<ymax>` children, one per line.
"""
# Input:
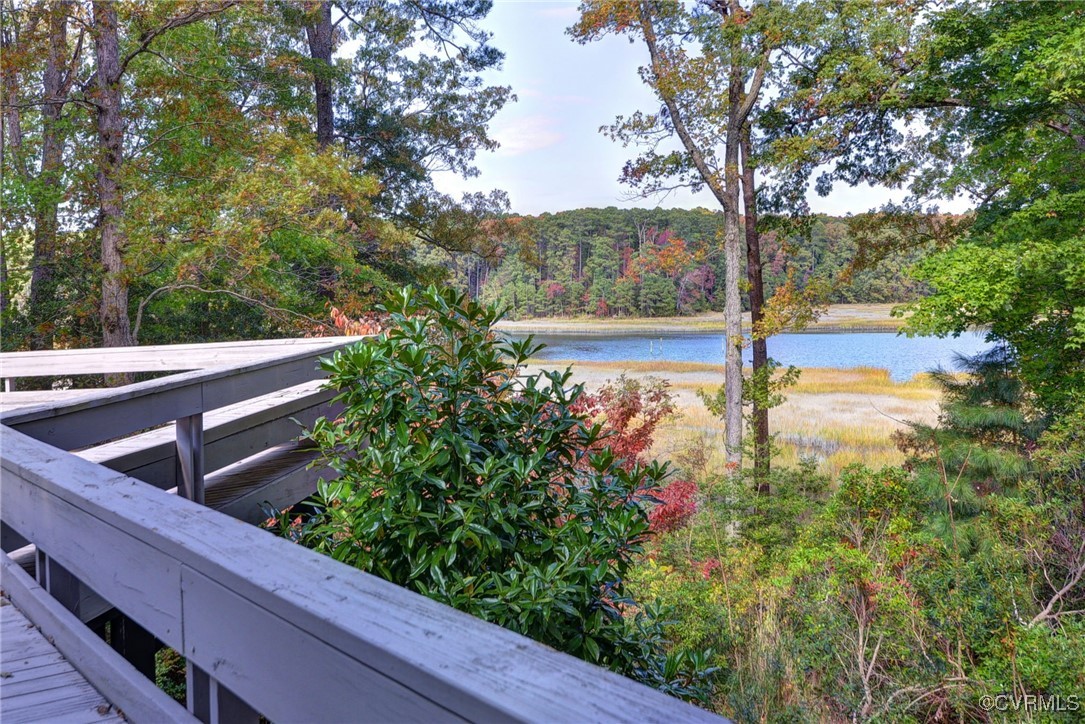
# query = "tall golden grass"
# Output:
<box><xmin>536</xmin><ymin>360</ymin><xmax>942</xmax><ymax>479</ymax></box>
<box><xmin>652</xmin><ymin>395</ymin><xmax>923</xmax><ymax>478</ymax></box>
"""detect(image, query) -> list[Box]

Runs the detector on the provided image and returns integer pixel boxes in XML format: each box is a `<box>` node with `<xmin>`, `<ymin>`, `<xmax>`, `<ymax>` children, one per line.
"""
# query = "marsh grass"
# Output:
<box><xmin>534</xmin><ymin>360</ymin><xmax>940</xmax><ymax>400</ymax></box>
<box><xmin>654</xmin><ymin>395</ymin><xmax>920</xmax><ymax>478</ymax></box>
<box><xmin>666</xmin><ymin>366</ymin><xmax>940</xmax><ymax>401</ymax></box>
<box><xmin>529</xmin><ymin>359</ymin><xmax>941</xmax><ymax>479</ymax></box>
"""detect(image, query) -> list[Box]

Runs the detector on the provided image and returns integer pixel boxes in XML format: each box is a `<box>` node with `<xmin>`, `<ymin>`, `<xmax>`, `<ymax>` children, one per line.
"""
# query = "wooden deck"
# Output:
<box><xmin>1</xmin><ymin>597</ymin><xmax>123</xmax><ymax>723</ymax></box>
<box><xmin>0</xmin><ymin>339</ymin><xmax>727</xmax><ymax>724</ymax></box>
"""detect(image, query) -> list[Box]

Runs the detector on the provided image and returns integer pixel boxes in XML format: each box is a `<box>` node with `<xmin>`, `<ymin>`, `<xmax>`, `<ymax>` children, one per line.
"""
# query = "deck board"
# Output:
<box><xmin>0</xmin><ymin>598</ymin><xmax>123</xmax><ymax>723</ymax></box>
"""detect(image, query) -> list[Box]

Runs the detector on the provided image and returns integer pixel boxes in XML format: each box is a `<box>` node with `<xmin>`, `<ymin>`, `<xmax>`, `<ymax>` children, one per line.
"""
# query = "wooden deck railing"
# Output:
<box><xmin>0</xmin><ymin>340</ymin><xmax>724</xmax><ymax>723</ymax></box>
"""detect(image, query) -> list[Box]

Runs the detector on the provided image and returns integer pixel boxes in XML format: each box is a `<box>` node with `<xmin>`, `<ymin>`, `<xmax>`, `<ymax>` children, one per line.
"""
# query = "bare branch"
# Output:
<box><xmin>1030</xmin><ymin>538</ymin><xmax>1085</xmax><ymax>627</ymax></box>
<box><xmin>133</xmin><ymin>284</ymin><xmax>331</xmax><ymax>341</ymax></box>
<box><xmin>637</xmin><ymin>4</ymin><xmax>729</xmax><ymax>208</ymax></box>
<box><xmin>119</xmin><ymin>2</ymin><xmax>238</xmax><ymax>77</ymax></box>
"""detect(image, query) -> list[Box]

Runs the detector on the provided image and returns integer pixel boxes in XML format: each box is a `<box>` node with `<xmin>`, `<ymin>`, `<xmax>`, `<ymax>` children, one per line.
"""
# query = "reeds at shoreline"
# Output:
<box><xmin>531</xmin><ymin>359</ymin><xmax>941</xmax><ymax>478</ymax></box>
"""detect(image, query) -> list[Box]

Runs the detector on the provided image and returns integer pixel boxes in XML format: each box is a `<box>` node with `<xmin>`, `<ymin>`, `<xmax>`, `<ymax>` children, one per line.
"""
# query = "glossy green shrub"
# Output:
<box><xmin>270</xmin><ymin>286</ymin><xmax>715</xmax><ymax>700</ymax></box>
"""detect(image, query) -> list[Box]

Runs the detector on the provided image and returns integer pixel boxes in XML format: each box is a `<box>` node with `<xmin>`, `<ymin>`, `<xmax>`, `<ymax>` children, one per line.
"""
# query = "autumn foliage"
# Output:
<box><xmin>306</xmin><ymin>304</ymin><xmax>388</xmax><ymax>337</ymax></box>
<box><xmin>648</xmin><ymin>479</ymin><xmax>699</xmax><ymax>533</ymax></box>
<box><xmin>572</xmin><ymin>375</ymin><xmax>699</xmax><ymax>533</ymax></box>
<box><xmin>573</xmin><ymin>374</ymin><xmax>677</xmax><ymax>470</ymax></box>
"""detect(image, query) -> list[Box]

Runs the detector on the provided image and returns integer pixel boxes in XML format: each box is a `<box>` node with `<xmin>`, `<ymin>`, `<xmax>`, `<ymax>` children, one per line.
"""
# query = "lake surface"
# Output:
<box><xmin>510</xmin><ymin>330</ymin><xmax>993</xmax><ymax>381</ymax></box>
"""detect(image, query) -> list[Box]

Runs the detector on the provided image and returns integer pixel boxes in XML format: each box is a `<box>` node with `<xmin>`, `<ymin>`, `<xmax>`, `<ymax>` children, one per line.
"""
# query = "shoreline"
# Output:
<box><xmin>494</xmin><ymin>303</ymin><xmax>908</xmax><ymax>336</ymax></box>
<box><xmin>499</xmin><ymin>323</ymin><xmax>906</xmax><ymax>336</ymax></box>
<box><xmin>523</xmin><ymin>359</ymin><xmax>938</xmax><ymax>386</ymax></box>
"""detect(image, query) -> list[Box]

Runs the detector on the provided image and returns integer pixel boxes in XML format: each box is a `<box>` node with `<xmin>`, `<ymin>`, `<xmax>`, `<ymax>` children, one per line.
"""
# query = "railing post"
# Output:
<box><xmin>176</xmin><ymin>413</ymin><xmax>204</xmax><ymax>504</ymax></box>
<box><xmin>187</xmin><ymin>662</ymin><xmax>259</xmax><ymax>724</ymax></box>
<box><xmin>107</xmin><ymin>612</ymin><xmax>158</xmax><ymax>680</ymax></box>
<box><xmin>187</xmin><ymin>662</ymin><xmax>211</xmax><ymax>722</ymax></box>
<box><xmin>35</xmin><ymin>550</ymin><xmax>82</xmax><ymax>618</ymax></box>
<box><xmin>210</xmin><ymin>678</ymin><xmax>260</xmax><ymax>724</ymax></box>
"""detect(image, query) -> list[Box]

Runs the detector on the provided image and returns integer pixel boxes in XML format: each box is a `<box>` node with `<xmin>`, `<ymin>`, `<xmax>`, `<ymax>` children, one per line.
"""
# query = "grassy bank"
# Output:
<box><xmin>496</xmin><ymin>303</ymin><xmax>908</xmax><ymax>335</ymax></box>
<box><xmin>523</xmin><ymin>359</ymin><xmax>939</xmax><ymax>478</ymax></box>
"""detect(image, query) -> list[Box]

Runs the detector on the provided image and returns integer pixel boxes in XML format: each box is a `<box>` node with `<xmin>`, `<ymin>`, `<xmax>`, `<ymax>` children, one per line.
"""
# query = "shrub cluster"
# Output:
<box><xmin>269</xmin><ymin>287</ymin><xmax>715</xmax><ymax>700</ymax></box>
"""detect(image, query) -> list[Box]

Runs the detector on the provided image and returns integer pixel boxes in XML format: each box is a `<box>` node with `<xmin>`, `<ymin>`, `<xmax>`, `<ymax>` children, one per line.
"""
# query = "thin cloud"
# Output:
<box><xmin>493</xmin><ymin>115</ymin><xmax>565</xmax><ymax>156</ymax></box>
<box><xmin>536</xmin><ymin>4</ymin><xmax>580</xmax><ymax>21</ymax></box>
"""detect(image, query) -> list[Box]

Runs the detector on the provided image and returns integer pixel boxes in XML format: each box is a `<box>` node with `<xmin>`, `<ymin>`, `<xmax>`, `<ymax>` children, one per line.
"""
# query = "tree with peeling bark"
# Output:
<box><xmin>740</xmin><ymin>126</ymin><xmax>771</xmax><ymax>487</ymax></box>
<box><xmin>572</xmin><ymin>0</ymin><xmax>775</xmax><ymax>476</ymax></box>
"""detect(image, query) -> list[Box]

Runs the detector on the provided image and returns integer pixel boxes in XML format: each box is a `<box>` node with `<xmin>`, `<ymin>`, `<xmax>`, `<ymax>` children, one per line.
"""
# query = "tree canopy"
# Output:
<box><xmin>900</xmin><ymin>1</ymin><xmax>1085</xmax><ymax>418</ymax></box>
<box><xmin>0</xmin><ymin>0</ymin><xmax>513</xmax><ymax>349</ymax></box>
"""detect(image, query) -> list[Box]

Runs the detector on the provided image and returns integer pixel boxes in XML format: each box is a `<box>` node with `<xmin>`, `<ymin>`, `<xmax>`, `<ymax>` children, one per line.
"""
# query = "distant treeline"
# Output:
<box><xmin>423</xmin><ymin>207</ymin><xmax>929</xmax><ymax>318</ymax></box>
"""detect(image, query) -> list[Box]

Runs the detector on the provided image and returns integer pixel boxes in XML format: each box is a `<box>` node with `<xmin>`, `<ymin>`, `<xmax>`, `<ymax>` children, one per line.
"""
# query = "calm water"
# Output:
<box><xmin>510</xmin><ymin>330</ymin><xmax>993</xmax><ymax>381</ymax></box>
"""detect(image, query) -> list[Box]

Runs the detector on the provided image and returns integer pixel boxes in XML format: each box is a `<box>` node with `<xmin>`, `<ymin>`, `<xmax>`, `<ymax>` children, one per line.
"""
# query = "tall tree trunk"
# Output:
<box><xmin>29</xmin><ymin>5</ymin><xmax>69</xmax><ymax>349</ymax></box>
<box><xmin>306</xmin><ymin>1</ymin><xmax>334</xmax><ymax>148</ymax></box>
<box><xmin>0</xmin><ymin>4</ymin><xmax>27</xmax><ymax>181</ymax></box>
<box><xmin>720</xmin><ymin>16</ymin><xmax>750</xmax><ymax>476</ymax></box>
<box><xmin>742</xmin><ymin>125</ymin><xmax>770</xmax><ymax>490</ymax></box>
<box><xmin>93</xmin><ymin>1</ymin><xmax>134</xmax><ymax>351</ymax></box>
<box><xmin>722</xmin><ymin>144</ymin><xmax>744</xmax><ymax>472</ymax></box>
<box><xmin>638</xmin><ymin>4</ymin><xmax>745</xmax><ymax>473</ymax></box>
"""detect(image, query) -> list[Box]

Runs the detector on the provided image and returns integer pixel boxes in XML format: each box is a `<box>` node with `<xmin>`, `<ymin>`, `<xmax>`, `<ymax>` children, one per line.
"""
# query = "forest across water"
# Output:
<box><xmin>428</xmin><ymin>208</ymin><xmax>932</xmax><ymax>320</ymax></box>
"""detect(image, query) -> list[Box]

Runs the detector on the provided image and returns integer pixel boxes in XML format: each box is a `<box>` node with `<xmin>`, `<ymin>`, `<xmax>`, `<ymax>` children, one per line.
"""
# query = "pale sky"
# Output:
<box><xmin>431</xmin><ymin>1</ymin><xmax>969</xmax><ymax>217</ymax></box>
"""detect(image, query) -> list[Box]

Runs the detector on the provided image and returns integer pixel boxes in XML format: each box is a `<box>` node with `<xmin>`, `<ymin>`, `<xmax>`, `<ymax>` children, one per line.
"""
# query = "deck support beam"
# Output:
<box><xmin>36</xmin><ymin>551</ymin><xmax>158</xmax><ymax>677</ymax></box>
<box><xmin>177</xmin><ymin>413</ymin><xmax>205</xmax><ymax>504</ymax></box>
<box><xmin>2</xmin><ymin>521</ymin><xmax>30</xmax><ymax>554</ymax></box>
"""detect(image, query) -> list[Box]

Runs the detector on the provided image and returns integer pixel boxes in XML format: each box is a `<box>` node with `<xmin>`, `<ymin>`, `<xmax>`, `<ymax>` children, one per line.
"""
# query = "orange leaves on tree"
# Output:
<box><xmin>757</xmin><ymin>273</ymin><xmax>831</xmax><ymax>339</ymax></box>
<box><xmin>308</xmin><ymin>303</ymin><xmax>387</xmax><ymax>337</ymax></box>
<box><xmin>570</xmin><ymin>0</ymin><xmax>643</xmax><ymax>41</ymax></box>
<box><xmin>627</xmin><ymin>228</ymin><xmax>704</xmax><ymax>281</ymax></box>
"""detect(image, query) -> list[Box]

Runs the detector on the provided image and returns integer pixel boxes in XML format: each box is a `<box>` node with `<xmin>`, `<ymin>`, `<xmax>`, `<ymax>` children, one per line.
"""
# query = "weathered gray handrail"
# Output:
<box><xmin>77</xmin><ymin>381</ymin><xmax>336</xmax><ymax>491</ymax></box>
<box><xmin>0</xmin><ymin>425</ymin><xmax>723</xmax><ymax>723</ymax></box>
<box><xmin>1</xmin><ymin>341</ymin><xmax>354</xmax><ymax>628</ymax></box>
<box><xmin>0</xmin><ymin>337</ymin><xmax>356</xmax><ymax>451</ymax></box>
<box><xmin>0</xmin><ymin>337</ymin><xmax>358</xmax><ymax>378</ymax></box>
